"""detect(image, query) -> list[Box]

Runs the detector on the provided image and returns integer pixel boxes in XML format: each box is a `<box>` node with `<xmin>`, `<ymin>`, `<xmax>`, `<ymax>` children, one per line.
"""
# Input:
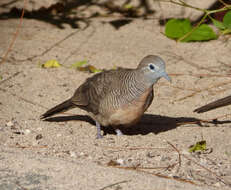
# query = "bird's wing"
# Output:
<box><xmin>71</xmin><ymin>70</ymin><xmax>119</xmax><ymax>114</ymax></box>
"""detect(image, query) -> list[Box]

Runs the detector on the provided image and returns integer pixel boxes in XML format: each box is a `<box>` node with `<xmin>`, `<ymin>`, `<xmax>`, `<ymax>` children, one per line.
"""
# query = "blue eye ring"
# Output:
<box><xmin>149</xmin><ymin>64</ymin><xmax>155</xmax><ymax>70</ymax></box>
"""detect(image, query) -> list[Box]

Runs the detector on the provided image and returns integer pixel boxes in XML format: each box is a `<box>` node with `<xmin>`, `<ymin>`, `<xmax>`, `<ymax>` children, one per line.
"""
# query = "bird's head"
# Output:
<box><xmin>137</xmin><ymin>55</ymin><xmax>171</xmax><ymax>85</ymax></box>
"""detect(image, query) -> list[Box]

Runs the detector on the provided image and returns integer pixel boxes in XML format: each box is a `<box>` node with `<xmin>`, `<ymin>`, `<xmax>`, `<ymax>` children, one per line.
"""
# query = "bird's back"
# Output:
<box><xmin>71</xmin><ymin>69</ymin><xmax>122</xmax><ymax>113</ymax></box>
<box><xmin>70</xmin><ymin>68</ymin><xmax>153</xmax><ymax>125</ymax></box>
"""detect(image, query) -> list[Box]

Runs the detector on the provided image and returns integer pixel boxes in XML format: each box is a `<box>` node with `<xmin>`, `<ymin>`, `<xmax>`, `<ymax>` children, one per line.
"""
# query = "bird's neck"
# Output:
<box><xmin>112</xmin><ymin>70</ymin><xmax>153</xmax><ymax>108</ymax></box>
<box><xmin>134</xmin><ymin>70</ymin><xmax>157</xmax><ymax>88</ymax></box>
<box><xmin>125</xmin><ymin>70</ymin><xmax>154</xmax><ymax>97</ymax></box>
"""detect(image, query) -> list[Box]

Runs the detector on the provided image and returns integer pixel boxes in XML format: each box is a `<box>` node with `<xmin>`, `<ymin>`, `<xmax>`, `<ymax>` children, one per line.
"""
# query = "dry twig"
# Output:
<box><xmin>0</xmin><ymin>0</ymin><xmax>27</xmax><ymax>65</ymax></box>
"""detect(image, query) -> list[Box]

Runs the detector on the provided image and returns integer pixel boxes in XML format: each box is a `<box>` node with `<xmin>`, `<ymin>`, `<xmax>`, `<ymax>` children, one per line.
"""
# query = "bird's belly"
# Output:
<box><xmin>96</xmin><ymin>87</ymin><xmax>153</xmax><ymax>126</ymax></box>
<box><xmin>108</xmin><ymin>104</ymin><xmax>145</xmax><ymax>126</ymax></box>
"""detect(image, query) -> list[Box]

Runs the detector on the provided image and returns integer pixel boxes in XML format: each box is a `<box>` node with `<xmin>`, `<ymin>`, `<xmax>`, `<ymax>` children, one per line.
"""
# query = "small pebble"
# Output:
<box><xmin>160</xmin><ymin>156</ymin><xmax>170</xmax><ymax>162</ymax></box>
<box><xmin>32</xmin><ymin>141</ymin><xmax>38</xmax><ymax>146</ymax></box>
<box><xmin>79</xmin><ymin>152</ymin><xmax>85</xmax><ymax>156</ymax></box>
<box><xmin>214</xmin><ymin>182</ymin><xmax>221</xmax><ymax>187</ymax></box>
<box><xmin>69</xmin><ymin>151</ymin><xmax>76</xmax><ymax>158</ymax></box>
<box><xmin>24</xmin><ymin>129</ymin><xmax>31</xmax><ymax>135</ymax></box>
<box><xmin>200</xmin><ymin>158</ymin><xmax>207</xmax><ymax>165</ymax></box>
<box><xmin>182</xmin><ymin>150</ymin><xmax>190</xmax><ymax>155</ymax></box>
<box><xmin>146</xmin><ymin>152</ymin><xmax>156</xmax><ymax>158</ymax></box>
<box><xmin>6</xmin><ymin>121</ymin><xmax>14</xmax><ymax>127</ymax></box>
<box><xmin>88</xmin><ymin>156</ymin><xmax>92</xmax><ymax>160</ymax></box>
<box><xmin>116</xmin><ymin>159</ymin><xmax>124</xmax><ymax>165</ymax></box>
<box><xmin>36</xmin><ymin>134</ymin><xmax>43</xmax><ymax>140</ymax></box>
<box><xmin>127</xmin><ymin>158</ymin><xmax>133</xmax><ymax>163</ymax></box>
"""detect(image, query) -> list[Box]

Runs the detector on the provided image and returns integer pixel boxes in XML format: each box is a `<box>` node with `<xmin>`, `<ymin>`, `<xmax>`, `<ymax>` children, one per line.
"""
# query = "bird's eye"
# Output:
<box><xmin>149</xmin><ymin>64</ymin><xmax>155</xmax><ymax>70</ymax></box>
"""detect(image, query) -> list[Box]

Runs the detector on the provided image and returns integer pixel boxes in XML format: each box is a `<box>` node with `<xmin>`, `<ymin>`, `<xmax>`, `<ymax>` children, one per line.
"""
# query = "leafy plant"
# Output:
<box><xmin>163</xmin><ymin>0</ymin><xmax>231</xmax><ymax>42</ymax></box>
<box><xmin>210</xmin><ymin>10</ymin><xmax>231</xmax><ymax>35</ymax></box>
<box><xmin>165</xmin><ymin>19</ymin><xmax>217</xmax><ymax>42</ymax></box>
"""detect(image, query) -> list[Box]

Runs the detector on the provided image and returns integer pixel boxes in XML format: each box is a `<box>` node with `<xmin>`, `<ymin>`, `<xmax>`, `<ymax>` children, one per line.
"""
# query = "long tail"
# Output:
<box><xmin>40</xmin><ymin>99</ymin><xmax>75</xmax><ymax>119</ymax></box>
<box><xmin>194</xmin><ymin>95</ymin><xmax>231</xmax><ymax>113</ymax></box>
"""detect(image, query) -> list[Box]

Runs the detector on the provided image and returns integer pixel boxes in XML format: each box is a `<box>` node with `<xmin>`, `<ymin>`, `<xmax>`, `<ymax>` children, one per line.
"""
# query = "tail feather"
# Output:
<box><xmin>41</xmin><ymin>99</ymin><xmax>75</xmax><ymax>119</ymax></box>
<box><xmin>194</xmin><ymin>95</ymin><xmax>231</xmax><ymax>113</ymax></box>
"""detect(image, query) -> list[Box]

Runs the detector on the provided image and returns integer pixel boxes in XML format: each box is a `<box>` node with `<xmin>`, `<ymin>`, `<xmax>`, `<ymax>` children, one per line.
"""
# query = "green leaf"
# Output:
<box><xmin>87</xmin><ymin>65</ymin><xmax>102</xmax><ymax>73</ymax></box>
<box><xmin>71</xmin><ymin>60</ymin><xmax>87</xmax><ymax>68</ymax></box>
<box><xmin>0</xmin><ymin>76</ymin><xmax>2</xmax><ymax>80</ymax></box>
<box><xmin>42</xmin><ymin>60</ymin><xmax>61</xmax><ymax>68</ymax></box>
<box><xmin>223</xmin><ymin>11</ymin><xmax>231</xmax><ymax>29</ymax></box>
<box><xmin>165</xmin><ymin>19</ymin><xmax>192</xmax><ymax>39</ymax></box>
<box><xmin>124</xmin><ymin>4</ymin><xmax>133</xmax><ymax>9</ymax></box>
<box><xmin>222</xmin><ymin>28</ymin><xmax>231</xmax><ymax>35</ymax></box>
<box><xmin>189</xmin><ymin>140</ymin><xmax>207</xmax><ymax>153</ymax></box>
<box><xmin>186</xmin><ymin>24</ymin><xmax>217</xmax><ymax>42</ymax></box>
<box><xmin>165</xmin><ymin>19</ymin><xmax>217</xmax><ymax>42</ymax></box>
<box><xmin>211</xmin><ymin>17</ymin><xmax>226</xmax><ymax>30</ymax></box>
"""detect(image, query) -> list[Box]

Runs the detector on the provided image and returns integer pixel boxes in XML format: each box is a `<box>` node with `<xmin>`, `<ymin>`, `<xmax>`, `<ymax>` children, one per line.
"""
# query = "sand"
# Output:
<box><xmin>0</xmin><ymin>1</ymin><xmax>231</xmax><ymax>189</ymax></box>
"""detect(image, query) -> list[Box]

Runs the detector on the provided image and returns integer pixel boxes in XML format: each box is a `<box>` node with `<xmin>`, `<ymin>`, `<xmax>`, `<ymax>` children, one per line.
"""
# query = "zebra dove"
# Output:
<box><xmin>41</xmin><ymin>55</ymin><xmax>171</xmax><ymax>138</ymax></box>
<box><xmin>194</xmin><ymin>95</ymin><xmax>231</xmax><ymax>113</ymax></box>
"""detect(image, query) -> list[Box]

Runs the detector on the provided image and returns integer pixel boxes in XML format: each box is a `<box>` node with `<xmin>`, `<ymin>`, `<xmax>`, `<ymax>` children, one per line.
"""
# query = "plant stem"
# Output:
<box><xmin>177</xmin><ymin>13</ymin><xmax>208</xmax><ymax>42</ymax></box>
<box><xmin>159</xmin><ymin>0</ymin><xmax>231</xmax><ymax>14</ymax></box>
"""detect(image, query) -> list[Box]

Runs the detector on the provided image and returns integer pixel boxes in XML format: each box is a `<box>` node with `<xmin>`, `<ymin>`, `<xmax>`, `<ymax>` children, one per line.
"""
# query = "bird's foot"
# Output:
<box><xmin>96</xmin><ymin>133</ymin><xmax>103</xmax><ymax>139</ymax></box>
<box><xmin>95</xmin><ymin>121</ymin><xmax>103</xmax><ymax>139</ymax></box>
<box><xmin>115</xmin><ymin>129</ymin><xmax>123</xmax><ymax>136</ymax></box>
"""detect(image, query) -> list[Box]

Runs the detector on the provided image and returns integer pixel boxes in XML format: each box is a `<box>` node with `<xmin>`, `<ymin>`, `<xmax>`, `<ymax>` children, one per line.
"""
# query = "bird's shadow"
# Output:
<box><xmin>43</xmin><ymin>114</ymin><xmax>231</xmax><ymax>136</ymax></box>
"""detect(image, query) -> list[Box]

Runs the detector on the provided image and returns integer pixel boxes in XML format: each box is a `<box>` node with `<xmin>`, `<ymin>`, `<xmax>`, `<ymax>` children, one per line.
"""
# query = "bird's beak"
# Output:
<box><xmin>162</xmin><ymin>72</ymin><xmax>171</xmax><ymax>83</ymax></box>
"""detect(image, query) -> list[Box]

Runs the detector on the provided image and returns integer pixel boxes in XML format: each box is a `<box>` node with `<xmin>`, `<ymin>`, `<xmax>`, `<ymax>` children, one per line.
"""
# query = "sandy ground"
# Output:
<box><xmin>1</xmin><ymin>1</ymin><xmax>231</xmax><ymax>189</ymax></box>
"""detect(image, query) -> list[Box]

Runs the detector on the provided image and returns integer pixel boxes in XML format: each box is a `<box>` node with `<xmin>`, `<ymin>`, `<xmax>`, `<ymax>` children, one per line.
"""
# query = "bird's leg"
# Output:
<box><xmin>95</xmin><ymin>121</ymin><xmax>103</xmax><ymax>139</ymax></box>
<box><xmin>115</xmin><ymin>128</ymin><xmax>123</xmax><ymax>136</ymax></box>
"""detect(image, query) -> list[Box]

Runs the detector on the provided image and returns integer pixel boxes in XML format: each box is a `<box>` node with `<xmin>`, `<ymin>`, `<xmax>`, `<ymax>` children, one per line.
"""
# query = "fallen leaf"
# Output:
<box><xmin>71</xmin><ymin>60</ymin><xmax>87</xmax><ymax>68</ymax></box>
<box><xmin>189</xmin><ymin>140</ymin><xmax>206</xmax><ymax>152</ymax></box>
<box><xmin>42</xmin><ymin>60</ymin><xmax>61</xmax><ymax>68</ymax></box>
<box><xmin>77</xmin><ymin>65</ymin><xmax>102</xmax><ymax>73</ymax></box>
<box><xmin>124</xmin><ymin>4</ymin><xmax>133</xmax><ymax>9</ymax></box>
